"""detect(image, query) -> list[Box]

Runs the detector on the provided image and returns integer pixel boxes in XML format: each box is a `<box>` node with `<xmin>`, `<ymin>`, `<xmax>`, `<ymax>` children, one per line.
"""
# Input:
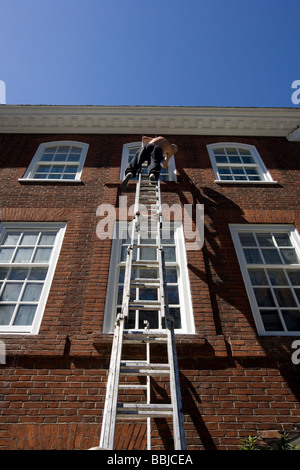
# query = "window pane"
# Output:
<box><xmin>239</xmin><ymin>148</ymin><xmax>251</xmax><ymax>155</ymax></box>
<box><xmin>282</xmin><ymin>310</ymin><xmax>300</xmax><ymax>331</ymax></box>
<box><xmin>22</xmin><ymin>283</ymin><xmax>43</xmax><ymax>302</ymax></box>
<box><xmin>54</xmin><ymin>153</ymin><xmax>67</xmax><ymax>162</ymax></box>
<box><xmin>139</xmin><ymin>288</ymin><xmax>157</xmax><ymax>301</ymax></box>
<box><xmin>0</xmin><ymin>283</ymin><xmax>22</xmax><ymax>301</ymax></box>
<box><xmin>261</xmin><ymin>249</ymin><xmax>282</xmax><ymax>264</ymax></box>
<box><xmin>166</xmin><ymin>267</ymin><xmax>178</xmax><ymax>283</ymax></box>
<box><xmin>248</xmin><ymin>269</ymin><xmax>268</xmax><ymax>285</ymax></box>
<box><xmin>33</xmin><ymin>248</ymin><xmax>52</xmax><ymax>263</ymax></box>
<box><xmin>228</xmin><ymin>156</ymin><xmax>241</xmax><ymax>164</ymax></box>
<box><xmin>254</xmin><ymin>288</ymin><xmax>276</xmax><ymax>307</ymax></box>
<box><xmin>139</xmin><ymin>310</ymin><xmax>158</xmax><ymax>329</ymax></box>
<box><xmin>215</xmin><ymin>156</ymin><xmax>227</xmax><ymax>163</ymax></box>
<box><xmin>140</xmin><ymin>247</ymin><xmax>157</xmax><ymax>261</ymax></box>
<box><xmin>44</xmin><ymin>146</ymin><xmax>57</xmax><ymax>153</ymax></box>
<box><xmin>267</xmin><ymin>269</ymin><xmax>288</xmax><ymax>286</ymax></box>
<box><xmin>13</xmin><ymin>305</ymin><xmax>36</xmax><ymax>325</ymax></box>
<box><xmin>170</xmin><ymin>308</ymin><xmax>182</xmax><ymax>329</ymax></box>
<box><xmin>34</xmin><ymin>173</ymin><xmax>47</xmax><ymax>179</ymax></box>
<box><xmin>232</xmin><ymin>168</ymin><xmax>245</xmax><ymax>175</ymax></box>
<box><xmin>245</xmin><ymin>168</ymin><xmax>259</xmax><ymax>175</ymax></box>
<box><xmin>260</xmin><ymin>310</ymin><xmax>284</xmax><ymax>331</ymax></box>
<box><xmin>256</xmin><ymin>233</ymin><xmax>274</xmax><ymax>247</ymax></box>
<box><xmin>0</xmin><ymin>248</ymin><xmax>14</xmax><ymax>262</ymax></box>
<box><xmin>39</xmin><ymin>233</ymin><xmax>56</xmax><ymax>246</ymax></box>
<box><xmin>48</xmin><ymin>174</ymin><xmax>62</xmax><ymax>179</ymax></box>
<box><xmin>36</xmin><ymin>165</ymin><xmax>51</xmax><ymax>173</ymax></box>
<box><xmin>64</xmin><ymin>166</ymin><xmax>77</xmax><ymax>173</ymax></box>
<box><xmin>117</xmin><ymin>285</ymin><xmax>123</xmax><ymax>305</ymax></box>
<box><xmin>164</xmin><ymin>246</ymin><xmax>176</xmax><ymax>262</ymax></box>
<box><xmin>136</xmin><ymin>268</ymin><xmax>158</xmax><ymax>280</ymax></box>
<box><xmin>58</xmin><ymin>145</ymin><xmax>70</xmax><ymax>151</ymax></box>
<box><xmin>242</xmin><ymin>156</ymin><xmax>255</xmax><ymax>164</ymax></box>
<box><xmin>63</xmin><ymin>174</ymin><xmax>76</xmax><ymax>180</ymax></box>
<box><xmin>40</xmin><ymin>154</ymin><xmax>54</xmax><ymax>162</ymax></box>
<box><xmin>288</xmin><ymin>271</ymin><xmax>300</xmax><ymax>285</ymax></box>
<box><xmin>14</xmin><ymin>248</ymin><xmax>34</xmax><ymax>263</ymax></box>
<box><xmin>125</xmin><ymin>310</ymin><xmax>136</xmax><ymax>329</ymax></box>
<box><xmin>218</xmin><ymin>168</ymin><xmax>231</xmax><ymax>175</ymax></box>
<box><xmin>68</xmin><ymin>154</ymin><xmax>81</xmax><ymax>162</ymax></box>
<box><xmin>274</xmin><ymin>288</ymin><xmax>297</xmax><ymax>307</ymax></box>
<box><xmin>161</xmin><ymin>227</ymin><xmax>175</xmax><ymax>244</ymax></box>
<box><xmin>244</xmin><ymin>249</ymin><xmax>263</xmax><ymax>264</ymax></box>
<box><xmin>280</xmin><ymin>249</ymin><xmax>300</xmax><ymax>264</ymax></box>
<box><xmin>0</xmin><ymin>268</ymin><xmax>8</xmax><ymax>280</ymax></box>
<box><xmin>213</xmin><ymin>148</ymin><xmax>226</xmax><ymax>155</ymax></box>
<box><xmin>28</xmin><ymin>268</ymin><xmax>48</xmax><ymax>280</ymax></box>
<box><xmin>226</xmin><ymin>148</ymin><xmax>238</xmax><ymax>155</ymax></box>
<box><xmin>274</xmin><ymin>233</ymin><xmax>292</xmax><ymax>246</ymax></box>
<box><xmin>0</xmin><ymin>305</ymin><xmax>15</xmax><ymax>325</ymax></box>
<box><xmin>2</xmin><ymin>232</ymin><xmax>20</xmax><ymax>246</ymax></box>
<box><xmin>51</xmin><ymin>165</ymin><xmax>64</xmax><ymax>173</ymax></box>
<box><xmin>20</xmin><ymin>233</ymin><xmax>39</xmax><ymax>246</ymax></box>
<box><xmin>166</xmin><ymin>286</ymin><xmax>179</xmax><ymax>304</ymax></box>
<box><xmin>239</xmin><ymin>233</ymin><xmax>257</xmax><ymax>246</ymax></box>
<box><xmin>70</xmin><ymin>146</ymin><xmax>82</xmax><ymax>153</ymax></box>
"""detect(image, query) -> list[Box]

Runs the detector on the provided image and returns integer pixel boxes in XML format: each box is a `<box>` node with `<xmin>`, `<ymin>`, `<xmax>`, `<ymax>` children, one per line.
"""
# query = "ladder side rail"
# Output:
<box><xmin>100</xmin><ymin>172</ymin><xmax>141</xmax><ymax>449</ymax></box>
<box><xmin>158</xmin><ymin>179</ymin><xmax>186</xmax><ymax>450</ymax></box>
<box><xmin>99</xmin><ymin>315</ymin><xmax>125</xmax><ymax>449</ymax></box>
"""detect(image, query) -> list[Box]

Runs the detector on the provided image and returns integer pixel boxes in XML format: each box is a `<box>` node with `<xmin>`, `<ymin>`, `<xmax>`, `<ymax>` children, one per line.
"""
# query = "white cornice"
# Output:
<box><xmin>0</xmin><ymin>105</ymin><xmax>300</xmax><ymax>138</ymax></box>
<box><xmin>287</xmin><ymin>126</ymin><xmax>300</xmax><ymax>141</ymax></box>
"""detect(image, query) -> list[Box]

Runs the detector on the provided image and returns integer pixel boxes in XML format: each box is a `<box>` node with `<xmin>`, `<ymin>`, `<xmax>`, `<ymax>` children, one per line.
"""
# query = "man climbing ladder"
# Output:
<box><xmin>121</xmin><ymin>135</ymin><xmax>178</xmax><ymax>189</ymax></box>
<box><xmin>99</xmin><ymin>154</ymin><xmax>186</xmax><ymax>450</ymax></box>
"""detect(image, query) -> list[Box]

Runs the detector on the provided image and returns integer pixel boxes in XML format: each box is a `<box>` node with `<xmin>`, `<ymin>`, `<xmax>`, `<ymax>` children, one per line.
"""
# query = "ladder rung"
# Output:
<box><xmin>118</xmin><ymin>384</ymin><xmax>148</xmax><ymax>390</ymax></box>
<box><xmin>132</xmin><ymin>261</ymin><xmax>159</xmax><ymax>267</ymax></box>
<box><xmin>123</xmin><ymin>330</ymin><xmax>167</xmax><ymax>337</ymax></box>
<box><xmin>130</xmin><ymin>281</ymin><xmax>160</xmax><ymax>288</ymax></box>
<box><xmin>123</xmin><ymin>334</ymin><xmax>167</xmax><ymax>344</ymax></box>
<box><xmin>129</xmin><ymin>301</ymin><xmax>161</xmax><ymax>310</ymax></box>
<box><xmin>133</xmin><ymin>243</ymin><xmax>159</xmax><ymax>248</ymax></box>
<box><xmin>117</xmin><ymin>403</ymin><xmax>173</xmax><ymax>418</ymax></box>
<box><xmin>120</xmin><ymin>361</ymin><xmax>170</xmax><ymax>376</ymax></box>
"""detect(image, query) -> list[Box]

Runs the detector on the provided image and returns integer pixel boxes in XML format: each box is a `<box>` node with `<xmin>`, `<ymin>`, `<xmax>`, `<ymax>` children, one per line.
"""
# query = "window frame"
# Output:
<box><xmin>120</xmin><ymin>142</ymin><xmax>177</xmax><ymax>182</ymax></box>
<box><xmin>207</xmin><ymin>143</ymin><xmax>276</xmax><ymax>184</ymax></box>
<box><xmin>0</xmin><ymin>222</ymin><xmax>66</xmax><ymax>334</ymax></box>
<box><xmin>230</xmin><ymin>224</ymin><xmax>300</xmax><ymax>336</ymax></box>
<box><xmin>103</xmin><ymin>222</ymin><xmax>194</xmax><ymax>334</ymax></box>
<box><xmin>19</xmin><ymin>141</ymin><xmax>89</xmax><ymax>183</ymax></box>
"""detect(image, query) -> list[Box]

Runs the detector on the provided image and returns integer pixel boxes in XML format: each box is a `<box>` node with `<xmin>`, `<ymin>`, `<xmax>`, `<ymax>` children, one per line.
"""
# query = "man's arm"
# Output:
<box><xmin>161</xmin><ymin>153</ymin><xmax>172</xmax><ymax>168</ymax></box>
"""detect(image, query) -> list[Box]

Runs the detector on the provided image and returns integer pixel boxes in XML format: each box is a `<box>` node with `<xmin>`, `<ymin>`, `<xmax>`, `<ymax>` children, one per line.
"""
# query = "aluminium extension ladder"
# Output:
<box><xmin>99</xmin><ymin>166</ymin><xmax>186</xmax><ymax>450</ymax></box>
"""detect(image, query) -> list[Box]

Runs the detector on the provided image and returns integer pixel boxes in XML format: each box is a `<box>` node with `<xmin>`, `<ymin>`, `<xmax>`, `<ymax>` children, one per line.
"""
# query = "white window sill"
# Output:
<box><xmin>18</xmin><ymin>178</ymin><xmax>83</xmax><ymax>184</ymax></box>
<box><xmin>215</xmin><ymin>180</ymin><xmax>278</xmax><ymax>185</ymax></box>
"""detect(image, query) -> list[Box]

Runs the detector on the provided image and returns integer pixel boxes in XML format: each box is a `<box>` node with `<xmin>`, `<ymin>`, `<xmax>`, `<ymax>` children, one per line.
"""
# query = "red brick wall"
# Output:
<box><xmin>0</xmin><ymin>133</ymin><xmax>299</xmax><ymax>450</ymax></box>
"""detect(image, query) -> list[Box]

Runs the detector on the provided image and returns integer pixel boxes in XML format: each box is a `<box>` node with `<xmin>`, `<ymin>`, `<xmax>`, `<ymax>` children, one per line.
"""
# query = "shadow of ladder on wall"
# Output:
<box><xmin>99</xmin><ymin>165</ymin><xmax>186</xmax><ymax>450</ymax></box>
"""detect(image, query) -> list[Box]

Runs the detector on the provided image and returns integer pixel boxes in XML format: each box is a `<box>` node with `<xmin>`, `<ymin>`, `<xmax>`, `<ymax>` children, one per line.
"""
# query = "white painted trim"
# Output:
<box><xmin>103</xmin><ymin>222</ymin><xmax>194</xmax><ymax>334</ymax></box>
<box><xmin>0</xmin><ymin>105</ymin><xmax>299</xmax><ymax>137</ymax></box>
<box><xmin>207</xmin><ymin>142</ymin><xmax>275</xmax><ymax>183</ymax></box>
<box><xmin>0</xmin><ymin>222</ymin><xmax>66</xmax><ymax>335</ymax></box>
<box><xmin>229</xmin><ymin>224</ymin><xmax>300</xmax><ymax>337</ymax></box>
<box><xmin>21</xmin><ymin>141</ymin><xmax>89</xmax><ymax>182</ymax></box>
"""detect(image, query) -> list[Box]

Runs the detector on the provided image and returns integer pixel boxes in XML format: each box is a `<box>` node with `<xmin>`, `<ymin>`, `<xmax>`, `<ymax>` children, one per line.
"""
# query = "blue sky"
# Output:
<box><xmin>0</xmin><ymin>0</ymin><xmax>299</xmax><ymax>107</ymax></box>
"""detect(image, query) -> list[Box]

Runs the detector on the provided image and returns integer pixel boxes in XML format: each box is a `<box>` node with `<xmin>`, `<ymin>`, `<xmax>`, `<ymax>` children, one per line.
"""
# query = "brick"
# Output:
<box><xmin>0</xmin><ymin>125</ymin><xmax>299</xmax><ymax>451</ymax></box>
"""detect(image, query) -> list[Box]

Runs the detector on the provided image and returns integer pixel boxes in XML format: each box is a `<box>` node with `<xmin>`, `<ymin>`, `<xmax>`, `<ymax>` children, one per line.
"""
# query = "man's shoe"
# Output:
<box><xmin>149</xmin><ymin>173</ymin><xmax>157</xmax><ymax>184</ymax></box>
<box><xmin>121</xmin><ymin>172</ymin><xmax>133</xmax><ymax>189</ymax></box>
